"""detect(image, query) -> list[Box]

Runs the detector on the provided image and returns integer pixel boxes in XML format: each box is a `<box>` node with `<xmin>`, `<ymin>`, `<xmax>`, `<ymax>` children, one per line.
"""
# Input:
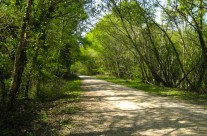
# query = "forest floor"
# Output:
<box><xmin>69</xmin><ymin>76</ymin><xmax>207</xmax><ymax>136</ymax></box>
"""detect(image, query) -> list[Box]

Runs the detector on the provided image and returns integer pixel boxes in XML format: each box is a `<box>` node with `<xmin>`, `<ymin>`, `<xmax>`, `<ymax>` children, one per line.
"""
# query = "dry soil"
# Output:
<box><xmin>69</xmin><ymin>76</ymin><xmax>207</xmax><ymax>136</ymax></box>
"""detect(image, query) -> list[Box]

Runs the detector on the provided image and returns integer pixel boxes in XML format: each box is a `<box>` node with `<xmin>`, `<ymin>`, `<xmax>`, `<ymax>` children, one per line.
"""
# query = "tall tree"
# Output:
<box><xmin>9</xmin><ymin>0</ymin><xmax>33</xmax><ymax>107</ymax></box>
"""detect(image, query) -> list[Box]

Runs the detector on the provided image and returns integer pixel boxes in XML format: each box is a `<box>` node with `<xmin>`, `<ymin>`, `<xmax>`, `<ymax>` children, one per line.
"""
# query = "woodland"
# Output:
<box><xmin>79</xmin><ymin>0</ymin><xmax>207</xmax><ymax>92</ymax></box>
<box><xmin>0</xmin><ymin>0</ymin><xmax>207</xmax><ymax>135</ymax></box>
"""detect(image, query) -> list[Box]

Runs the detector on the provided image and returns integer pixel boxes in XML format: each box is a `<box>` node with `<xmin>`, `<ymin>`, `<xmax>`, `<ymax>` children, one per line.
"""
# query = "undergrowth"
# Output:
<box><xmin>0</xmin><ymin>75</ymin><xmax>82</xmax><ymax>136</ymax></box>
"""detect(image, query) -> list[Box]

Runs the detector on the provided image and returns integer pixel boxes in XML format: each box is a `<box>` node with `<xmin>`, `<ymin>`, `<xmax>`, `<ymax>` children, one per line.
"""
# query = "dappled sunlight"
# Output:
<box><xmin>138</xmin><ymin>128</ymin><xmax>197</xmax><ymax>135</ymax></box>
<box><xmin>110</xmin><ymin>84</ymin><xmax>123</xmax><ymax>87</ymax></box>
<box><xmin>105</xmin><ymin>96</ymin><xmax>123</xmax><ymax>101</ymax></box>
<box><xmin>116</xmin><ymin>101</ymin><xmax>138</xmax><ymax>110</ymax></box>
<box><xmin>69</xmin><ymin>76</ymin><xmax>207</xmax><ymax>136</ymax></box>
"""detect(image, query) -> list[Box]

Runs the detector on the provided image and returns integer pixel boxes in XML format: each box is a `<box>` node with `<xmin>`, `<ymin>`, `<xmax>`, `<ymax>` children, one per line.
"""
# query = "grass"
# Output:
<box><xmin>0</xmin><ymin>77</ymin><xmax>83</xmax><ymax>136</ymax></box>
<box><xmin>96</xmin><ymin>75</ymin><xmax>207</xmax><ymax>106</ymax></box>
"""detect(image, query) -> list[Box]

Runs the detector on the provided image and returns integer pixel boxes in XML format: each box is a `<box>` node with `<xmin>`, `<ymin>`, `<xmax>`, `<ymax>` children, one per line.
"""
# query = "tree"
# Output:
<box><xmin>82</xmin><ymin>0</ymin><xmax>207</xmax><ymax>92</ymax></box>
<box><xmin>9</xmin><ymin>0</ymin><xmax>33</xmax><ymax>107</ymax></box>
<box><xmin>0</xmin><ymin>0</ymin><xmax>88</xmax><ymax>109</ymax></box>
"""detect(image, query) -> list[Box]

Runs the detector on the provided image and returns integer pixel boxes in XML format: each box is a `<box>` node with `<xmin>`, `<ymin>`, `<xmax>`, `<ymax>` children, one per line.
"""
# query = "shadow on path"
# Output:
<box><xmin>69</xmin><ymin>76</ymin><xmax>207</xmax><ymax>136</ymax></box>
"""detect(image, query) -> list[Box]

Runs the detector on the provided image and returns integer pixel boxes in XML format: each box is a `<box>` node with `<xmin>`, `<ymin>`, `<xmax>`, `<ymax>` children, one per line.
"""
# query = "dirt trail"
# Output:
<box><xmin>69</xmin><ymin>76</ymin><xmax>207</xmax><ymax>136</ymax></box>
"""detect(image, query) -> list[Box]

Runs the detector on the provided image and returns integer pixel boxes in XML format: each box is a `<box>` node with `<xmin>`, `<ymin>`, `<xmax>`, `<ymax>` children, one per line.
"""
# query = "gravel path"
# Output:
<box><xmin>69</xmin><ymin>76</ymin><xmax>207</xmax><ymax>136</ymax></box>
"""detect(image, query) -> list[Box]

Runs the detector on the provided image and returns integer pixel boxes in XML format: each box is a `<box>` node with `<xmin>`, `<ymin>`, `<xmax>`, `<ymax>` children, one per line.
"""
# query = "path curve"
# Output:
<box><xmin>70</xmin><ymin>76</ymin><xmax>207</xmax><ymax>136</ymax></box>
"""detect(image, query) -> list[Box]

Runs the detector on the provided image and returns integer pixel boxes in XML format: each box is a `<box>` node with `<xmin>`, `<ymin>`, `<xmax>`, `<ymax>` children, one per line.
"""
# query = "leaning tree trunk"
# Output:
<box><xmin>9</xmin><ymin>0</ymin><xmax>33</xmax><ymax>108</ymax></box>
<box><xmin>196</xmin><ymin>0</ymin><xmax>207</xmax><ymax>92</ymax></box>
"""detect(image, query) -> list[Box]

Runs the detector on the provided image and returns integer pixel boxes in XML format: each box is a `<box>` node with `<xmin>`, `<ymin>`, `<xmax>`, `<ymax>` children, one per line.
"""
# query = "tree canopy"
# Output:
<box><xmin>77</xmin><ymin>0</ymin><xmax>207</xmax><ymax>92</ymax></box>
<box><xmin>1</xmin><ymin>0</ymin><xmax>207</xmax><ymax>126</ymax></box>
<box><xmin>0</xmin><ymin>0</ymin><xmax>88</xmax><ymax>107</ymax></box>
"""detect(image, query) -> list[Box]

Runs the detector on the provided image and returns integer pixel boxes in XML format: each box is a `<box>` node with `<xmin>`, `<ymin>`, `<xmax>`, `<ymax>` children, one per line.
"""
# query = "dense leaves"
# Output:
<box><xmin>78</xmin><ymin>0</ymin><xmax>207</xmax><ymax>93</ymax></box>
<box><xmin>0</xmin><ymin>0</ymin><xmax>88</xmax><ymax>108</ymax></box>
<box><xmin>1</xmin><ymin>0</ymin><xmax>207</xmax><ymax>133</ymax></box>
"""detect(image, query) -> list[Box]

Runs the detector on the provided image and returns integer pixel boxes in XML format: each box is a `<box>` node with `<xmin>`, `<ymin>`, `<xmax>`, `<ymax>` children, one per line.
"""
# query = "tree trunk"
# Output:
<box><xmin>9</xmin><ymin>0</ymin><xmax>33</xmax><ymax>108</ymax></box>
<box><xmin>197</xmin><ymin>0</ymin><xmax>207</xmax><ymax>91</ymax></box>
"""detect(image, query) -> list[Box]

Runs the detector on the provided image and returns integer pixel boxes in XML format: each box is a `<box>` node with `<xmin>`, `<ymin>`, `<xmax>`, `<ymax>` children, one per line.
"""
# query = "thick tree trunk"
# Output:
<box><xmin>9</xmin><ymin>0</ymin><xmax>33</xmax><ymax>108</ymax></box>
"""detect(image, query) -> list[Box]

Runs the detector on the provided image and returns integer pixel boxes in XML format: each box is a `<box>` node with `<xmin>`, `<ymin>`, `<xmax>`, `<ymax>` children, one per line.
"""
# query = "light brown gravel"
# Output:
<box><xmin>69</xmin><ymin>76</ymin><xmax>207</xmax><ymax>136</ymax></box>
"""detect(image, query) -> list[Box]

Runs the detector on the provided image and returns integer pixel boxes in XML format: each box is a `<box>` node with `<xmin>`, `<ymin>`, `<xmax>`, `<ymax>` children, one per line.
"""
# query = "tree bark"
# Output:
<box><xmin>9</xmin><ymin>0</ymin><xmax>33</xmax><ymax>108</ymax></box>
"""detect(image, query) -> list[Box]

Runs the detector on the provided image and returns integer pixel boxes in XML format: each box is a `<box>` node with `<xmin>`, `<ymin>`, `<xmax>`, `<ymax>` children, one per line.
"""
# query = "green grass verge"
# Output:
<box><xmin>0</xmin><ymin>78</ymin><xmax>83</xmax><ymax>136</ymax></box>
<box><xmin>96</xmin><ymin>75</ymin><xmax>207</xmax><ymax>106</ymax></box>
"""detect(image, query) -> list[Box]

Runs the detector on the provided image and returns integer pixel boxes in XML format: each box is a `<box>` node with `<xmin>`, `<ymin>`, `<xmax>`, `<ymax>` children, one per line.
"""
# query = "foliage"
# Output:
<box><xmin>0</xmin><ymin>0</ymin><xmax>88</xmax><ymax>107</ymax></box>
<box><xmin>0</xmin><ymin>0</ymin><xmax>90</xmax><ymax>134</ymax></box>
<box><xmin>0</xmin><ymin>78</ymin><xmax>82</xmax><ymax>135</ymax></box>
<box><xmin>1</xmin><ymin>0</ymin><xmax>207</xmax><ymax>134</ymax></box>
<box><xmin>80</xmin><ymin>0</ymin><xmax>207</xmax><ymax>93</ymax></box>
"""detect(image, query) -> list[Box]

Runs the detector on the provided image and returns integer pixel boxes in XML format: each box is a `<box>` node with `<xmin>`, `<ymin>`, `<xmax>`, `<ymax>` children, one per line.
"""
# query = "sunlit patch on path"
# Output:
<box><xmin>69</xmin><ymin>76</ymin><xmax>207</xmax><ymax>136</ymax></box>
<box><xmin>116</xmin><ymin>101</ymin><xmax>138</xmax><ymax>110</ymax></box>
